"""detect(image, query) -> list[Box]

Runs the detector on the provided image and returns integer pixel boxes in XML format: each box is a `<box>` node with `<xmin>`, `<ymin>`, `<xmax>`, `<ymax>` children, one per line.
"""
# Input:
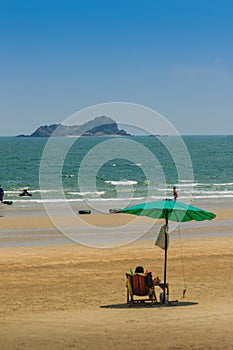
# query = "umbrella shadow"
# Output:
<box><xmin>100</xmin><ymin>300</ymin><xmax>198</xmax><ymax>309</ymax></box>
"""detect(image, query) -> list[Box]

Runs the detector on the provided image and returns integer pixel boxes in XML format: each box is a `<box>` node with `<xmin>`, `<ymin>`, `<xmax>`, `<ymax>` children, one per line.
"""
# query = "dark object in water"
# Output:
<box><xmin>19</xmin><ymin>189</ymin><xmax>32</xmax><ymax>197</ymax></box>
<box><xmin>109</xmin><ymin>208</ymin><xmax>121</xmax><ymax>213</ymax></box>
<box><xmin>78</xmin><ymin>210</ymin><xmax>91</xmax><ymax>214</ymax></box>
<box><xmin>2</xmin><ymin>200</ymin><xmax>13</xmax><ymax>205</ymax></box>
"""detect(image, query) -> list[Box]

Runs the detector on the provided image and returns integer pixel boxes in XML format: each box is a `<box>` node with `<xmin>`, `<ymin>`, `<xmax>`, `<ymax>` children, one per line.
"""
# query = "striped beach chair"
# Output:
<box><xmin>126</xmin><ymin>273</ymin><xmax>157</xmax><ymax>306</ymax></box>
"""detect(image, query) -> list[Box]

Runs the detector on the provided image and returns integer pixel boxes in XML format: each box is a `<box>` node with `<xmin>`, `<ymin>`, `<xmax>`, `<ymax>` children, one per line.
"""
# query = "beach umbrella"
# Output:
<box><xmin>120</xmin><ymin>199</ymin><xmax>216</xmax><ymax>303</ymax></box>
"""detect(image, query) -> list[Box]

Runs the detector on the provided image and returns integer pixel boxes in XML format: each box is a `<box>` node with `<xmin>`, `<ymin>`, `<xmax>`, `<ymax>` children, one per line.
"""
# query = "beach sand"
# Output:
<box><xmin>0</xmin><ymin>206</ymin><xmax>233</xmax><ymax>349</ymax></box>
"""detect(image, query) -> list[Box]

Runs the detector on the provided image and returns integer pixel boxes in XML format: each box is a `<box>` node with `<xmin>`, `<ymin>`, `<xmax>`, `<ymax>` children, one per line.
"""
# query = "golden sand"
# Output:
<box><xmin>0</xmin><ymin>207</ymin><xmax>233</xmax><ymax>349</ymax></box>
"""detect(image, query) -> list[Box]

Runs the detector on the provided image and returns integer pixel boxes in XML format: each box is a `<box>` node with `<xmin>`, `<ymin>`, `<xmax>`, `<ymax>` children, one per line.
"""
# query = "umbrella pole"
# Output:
<box><xmin>163</xmin><ymin>209</ymin><xmax>168</xmax><ymax>304</ymax></box>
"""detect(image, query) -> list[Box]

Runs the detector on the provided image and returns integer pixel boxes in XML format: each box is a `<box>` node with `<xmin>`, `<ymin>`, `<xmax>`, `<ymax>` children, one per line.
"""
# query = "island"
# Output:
<box><xmin>17</xmin><ymin>116</ymin><xmax>131</xmax><ymax>137</ymax></box>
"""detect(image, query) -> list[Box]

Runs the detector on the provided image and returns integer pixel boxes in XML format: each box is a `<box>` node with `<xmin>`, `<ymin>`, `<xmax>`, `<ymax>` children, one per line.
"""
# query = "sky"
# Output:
<box><xmin>0</xmin><ymin>0</ymin><xmax>233</xmax><ymax>136</ymax></box>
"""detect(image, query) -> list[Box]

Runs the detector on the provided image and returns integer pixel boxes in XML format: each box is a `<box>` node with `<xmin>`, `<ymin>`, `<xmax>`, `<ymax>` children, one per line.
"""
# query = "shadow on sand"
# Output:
<box><xmin>100</xmin><ymin>301</ymin><xmax>198</xmax><ymax>309</ymax></box>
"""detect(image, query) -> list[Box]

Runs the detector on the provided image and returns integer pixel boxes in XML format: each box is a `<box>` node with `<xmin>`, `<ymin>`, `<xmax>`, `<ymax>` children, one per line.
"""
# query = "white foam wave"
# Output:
<box><xmin>86</xmin><ymin>197</ymin><xmax>145</xmax><ymax>202</ymax></box>
<box><xmin>190</xmin><ymin>194</ymin><xmax>233</xmax><ymax>199</ymax></box>
<box><xmin>63</xmin><ymin>174</ymin><xmax>75</xmax><ymax>178</ymax></box>
<box><xmin>68</xmin><ymin>191</ymin><xmax>105</xmax><ymax>196</ymax></box>
<box><xmin>105</xmin><ymin>180</ymin><xmax>137</xmax><ymax>186</ymax></box>
<box><xmin>178</xmin><ymin>179</ymin><xmax>194</xmax><ymax>183</ymax></box>
<box><xmin>144</xmin><ymin>180</ymin><xmax>151</xmax><ymax>185</ymax></box>
<box><xmin>175</xmin><ymin>183</ymin><xmax>197</xmax><ymax>187</ymax></box>
<box><xmin>212</xmin><ymin>182</ymin><xmax>233</xmax><ymax>186</ymax></box>
<box><xmin>172</xmin><ymin>182</ymin><xmax>233</xmax><ymax>188</ymax></box>
<box><xmin>183</xmin><ymin>190</ymin><xmax>233</xmax><ymax>195</ymax></box>
<box><xmin>5</xmin><ymin>189</ymin><xmax>59</xmax><ymax>194</ymax></box>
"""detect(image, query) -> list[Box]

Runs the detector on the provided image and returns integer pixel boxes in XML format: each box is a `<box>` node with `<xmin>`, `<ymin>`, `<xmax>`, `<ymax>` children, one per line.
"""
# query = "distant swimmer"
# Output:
<box><xmin>173</xmin><ymin>186</ymin><xmax>178</xmax><ymax>201</ymax></box>
<box><xmin>0</xmin><ymin>185</ymin><xmax>4</xmax><ymax>202</ymax></box>
<box><xmin>19</xmin><ymin>189</ymin><xmax>32</xmax><ymax>197</ymax></box>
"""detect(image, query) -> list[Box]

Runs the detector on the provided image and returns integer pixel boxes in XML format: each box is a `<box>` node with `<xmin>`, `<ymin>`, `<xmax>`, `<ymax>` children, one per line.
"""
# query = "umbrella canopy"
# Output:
<box><xmin>120</xmin><ymin>199</ymin><xmax>216</xmax><ymax>304</ymax></box>
<box><xmin>120</xmin><ymin>199</ymin><xmax>216</xmax><ymax>222</ymax></box>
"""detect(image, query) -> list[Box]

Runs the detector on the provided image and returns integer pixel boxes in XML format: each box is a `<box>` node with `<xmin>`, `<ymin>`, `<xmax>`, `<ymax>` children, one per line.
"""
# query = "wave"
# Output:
<box><xmin>10</xmin><ymin>197</ymin><xmax>146</xmax><ymax>204</ymax></box>
<box><xmin>63</xmin><ymin>174</ymin><xmax>75</xmax><ymax>178</ymax></box>
<box><xmin>212</xmin><ymin>182</ymin><xmax>233</xmax><ymax>186</ymax></box>
<box><xmin>183</xmin><ymin>190</ymin><xmax>233</xmax><ymax>195</ymax></box>
<box><xmin>189</xmin><ymin>194</ymin><xmax>233</xmax><ymax>199</ymax></box>
<box><xmin>5</xmin><ymin>189</ymin><xmax>61</xmax><ymax>194</ymax></box>
<box><xmin>171</xmin><ymin>182</ymin><xmax>233</xmax><ymax>188</ymax></box>
<box><xmin>68</xmin><ymin>191</ymin><xmax>105</xmax><ymax>196</ymax></box>
<box><xmin>83</xmin><ymin>197</ymin><xmax>145</xmax><ymax>202</ymax></box>
<box><xmin>105</xmin><ymin>180</ymin><xmax>138</xmax><ymax>186</ymax></box>
<box><xmin>186</xmin><ymin>182</ymin><xmax>233</xmax><ymax>187</ymax></box>
<box><xmin>178</xmin><ymin>179</ymin><xmax>194</xmax><ymax>183</ymax></box>
<box><xmin>11</xmin><ymin>198</ymin><xmax>85</xmax><ymax>203</ymax></box>
<box><xmin>4</xmin><ymin>180</ymin><xmax>233</xmax><ymax>208</ymax></box>
<box><xmin>5</xmin><ymin>192</ymin><xmax>233</xmax><ymax>208</ymax></box>
<box><xmin>110</xmin><ymin>163</ymin><xmax>142</xmax><ymax>168</ymax></box>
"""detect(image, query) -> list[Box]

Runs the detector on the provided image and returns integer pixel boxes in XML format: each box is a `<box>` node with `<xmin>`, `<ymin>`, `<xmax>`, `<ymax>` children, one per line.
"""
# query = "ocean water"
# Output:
<box><xmin>0</xmin><ymin>135</ymin><xmax>233</xmax><ymax>209</ymax></box>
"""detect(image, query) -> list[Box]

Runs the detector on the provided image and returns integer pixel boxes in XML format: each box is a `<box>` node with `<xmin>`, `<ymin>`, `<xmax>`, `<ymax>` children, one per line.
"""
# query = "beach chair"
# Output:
<box><xmin>126</xmin><ymin>273</ymin><xmax>157</xmax><ymax>306</ymax></box>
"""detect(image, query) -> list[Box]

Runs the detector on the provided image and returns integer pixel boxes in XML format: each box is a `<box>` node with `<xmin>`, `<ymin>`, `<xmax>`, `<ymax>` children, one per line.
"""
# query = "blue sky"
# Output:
<box><xmin>0</xmin><ymin>0</ymin><xmax>233</xmax><ymax>135</ymax></box>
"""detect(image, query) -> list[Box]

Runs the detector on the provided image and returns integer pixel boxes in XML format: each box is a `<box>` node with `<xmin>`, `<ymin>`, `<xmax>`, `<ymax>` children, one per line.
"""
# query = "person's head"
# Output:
<box><xmin>135</xmin><ymin>266</ymin><xmax>144</xmax><ymax>273</ymax></box>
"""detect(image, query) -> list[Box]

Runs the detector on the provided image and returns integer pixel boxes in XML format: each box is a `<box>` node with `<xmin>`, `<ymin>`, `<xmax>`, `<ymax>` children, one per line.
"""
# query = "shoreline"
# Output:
<box><xmin>0</xmin><ymin>203</ymin><xmax>233</xmax><ymax>249</ymax></box>
<box><xmin>1</xmin><ymin>203</ymin><xmax>233</xmax><ymax>229</ymax></box>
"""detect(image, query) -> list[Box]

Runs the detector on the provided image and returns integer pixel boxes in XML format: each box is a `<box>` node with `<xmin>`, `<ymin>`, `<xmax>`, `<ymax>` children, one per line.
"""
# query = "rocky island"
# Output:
<box><xmin>17</xmin><ymin>116</ymin><xmax>131</xmax><ymax>137</ymax></box>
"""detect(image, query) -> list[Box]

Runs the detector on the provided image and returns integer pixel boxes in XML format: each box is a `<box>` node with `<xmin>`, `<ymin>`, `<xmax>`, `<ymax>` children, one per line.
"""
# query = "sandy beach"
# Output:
<box><xmin>0</xmin><ymin>205</ymin><xmax>233</xmax><ymax>349</ymax></box>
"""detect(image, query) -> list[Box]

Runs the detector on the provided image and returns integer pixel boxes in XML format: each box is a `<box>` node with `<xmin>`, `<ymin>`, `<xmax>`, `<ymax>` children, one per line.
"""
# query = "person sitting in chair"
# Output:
<box><xmin>134</xmin><ymin>266</ymin><xmax>144</xmax><ymax>274</ymax></box>
<box><xmin>134</xmin><ymin>266</ymin><xmax>154</xmax><ymax>289</ymax></box>
<box><xmin>126</xmin><ymin>266</ymin><xmax>157</xmax><ymax>304</ymax></box>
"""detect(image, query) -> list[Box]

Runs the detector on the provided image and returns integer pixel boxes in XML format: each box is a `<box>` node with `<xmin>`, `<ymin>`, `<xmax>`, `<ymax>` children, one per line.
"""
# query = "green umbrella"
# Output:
<box><xmin>120</xmin><ymin>199</ymin><xmax>216</xmax><ymax>303</ymax></box>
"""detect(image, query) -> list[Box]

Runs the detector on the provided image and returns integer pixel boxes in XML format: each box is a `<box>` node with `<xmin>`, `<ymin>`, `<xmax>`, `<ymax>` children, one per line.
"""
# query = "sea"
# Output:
<box><xmin>0</xmin><ymin>135</ymin><xmax>233</xmax><ymax>211</ymax></box>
